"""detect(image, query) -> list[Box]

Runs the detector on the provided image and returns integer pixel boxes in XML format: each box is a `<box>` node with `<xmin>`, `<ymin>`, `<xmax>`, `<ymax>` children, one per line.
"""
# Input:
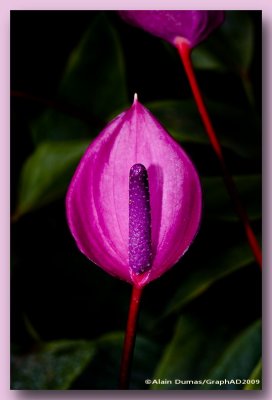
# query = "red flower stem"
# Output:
<box><xmin>119</xmin><ymin>285</ymin><xmax>143</xmax><ymax>389</ymax></box>
<box><xmin>176</xmin><ymin>39</ymin><xmax>262</xmax><ymax>269</ymax></box>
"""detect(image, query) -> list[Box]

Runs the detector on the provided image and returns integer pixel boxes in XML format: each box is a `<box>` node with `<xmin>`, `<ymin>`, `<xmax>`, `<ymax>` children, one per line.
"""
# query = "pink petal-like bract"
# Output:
<box><xmin>119</xmin><ymin>10</ymin><xmax>224</xmax><ymax>48</ymax></box>
<box><xmin>66</xmin><ymin>97</ymin><xmax>202</xmax><ymax>287</ymax></box>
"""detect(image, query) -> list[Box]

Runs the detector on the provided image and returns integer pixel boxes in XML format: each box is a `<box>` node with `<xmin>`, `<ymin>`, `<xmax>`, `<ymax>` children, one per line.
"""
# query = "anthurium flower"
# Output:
<box><xmin>118</xmin><ymin>10</ymin><xmax>224</xmax><ymax>48</ymax></box>
<box><xmin>66</xmin><ymin>95</ymin><xmax>202</xmax><ymax>288</ymax></box>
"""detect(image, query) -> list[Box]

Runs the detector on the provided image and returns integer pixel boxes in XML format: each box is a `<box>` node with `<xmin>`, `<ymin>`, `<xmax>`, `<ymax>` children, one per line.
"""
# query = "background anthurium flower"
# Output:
<box><xmin>66</xmin><ymin>96</ymin><xmax>202</xmax><ymax>288</ymax></box>
<box><xmin>118</xmin><ymin>11</ymin><xmax>224</xmax><ymax>48</ymax></box>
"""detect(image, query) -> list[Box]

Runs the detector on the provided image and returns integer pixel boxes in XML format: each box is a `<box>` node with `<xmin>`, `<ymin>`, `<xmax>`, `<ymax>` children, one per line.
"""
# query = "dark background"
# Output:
<box><xmin>11</xmin><ymin>11</ymin><xmax>262</xmax><ymax>390</ymax></box>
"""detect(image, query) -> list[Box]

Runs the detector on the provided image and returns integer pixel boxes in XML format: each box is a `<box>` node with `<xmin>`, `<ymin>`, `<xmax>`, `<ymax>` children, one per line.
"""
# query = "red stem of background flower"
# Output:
<box><xmin>119</xmin><ymin>285</ymin><xmax>143</xmax><ymax>389</ymax></box>
<box><xmin>176</xmin><ymin>39</ymin><xmax>262</xmax><ymax>269</ymax></box>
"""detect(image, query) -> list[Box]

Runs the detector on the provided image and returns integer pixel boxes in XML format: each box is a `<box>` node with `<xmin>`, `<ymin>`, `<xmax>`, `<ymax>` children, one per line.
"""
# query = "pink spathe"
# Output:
<box><xmin>119</xmin><ymin>11</ymin><xmax>224</xmax><ymax>48</ymax></box>
<box><xmin>66</xmin><ymin>97</ymin><xmax>202</xmax><ymax>287</ymax></box>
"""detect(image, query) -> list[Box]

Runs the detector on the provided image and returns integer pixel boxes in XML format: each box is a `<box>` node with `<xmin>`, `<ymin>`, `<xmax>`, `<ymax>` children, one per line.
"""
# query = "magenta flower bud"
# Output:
<box><xmin>66</xmin><ymin>96</ymin><xmax>202</xmax><ymax>288</ymax></box>
<box><xmin>119</xmin><ymin>11</ymin><xmax>224</xmax><ymax>48</ymax></box>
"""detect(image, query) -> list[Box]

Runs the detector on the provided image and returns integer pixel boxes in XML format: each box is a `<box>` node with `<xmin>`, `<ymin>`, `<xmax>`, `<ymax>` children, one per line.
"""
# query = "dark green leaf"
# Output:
<box><xmin>163</xmin><ymin>241</ymin><xmax>255</xmax><ymax>317</ymax></box>
<box><xmin>58</xmin><ymin>12</ymin><xmax>127</xmax><ymax>119</ymax></box>
<box><xmin>151</xmin><ymin>317</ymin><xmax>261</xmax><ymax>390</ymax></box>
<box><xmin>203</xmin><ymin>320</ymin><xmax>261</xmax><ymax>389</ymax></box>
<box><xmin>244</xmin><ymin>359</ymin><xmax>262</xmax><ymax>390</ymax></box>
<box><xmin>73</xmin><ymin>332</ymin><xmax>162</xmax><ymax>389</ymax></box>
<box><xmin>147</xmin><ymin>100</ymin><xmax>260</xmax><ymax>159</ymax></box>
<box><xmin>32</xmin><ymin>12</ymin><xmax>128</xmax><ymax>144</ymax></box>
<box><xmin>31</xmin><ymin>110</ymin><xmax>93</xmax><ymax>144</ymax></box>
<box><xmin>192</xmin><ymin>11</ymin><xmax>254</xmax><ymax>73</ymax></box>
<box><xmin>15</xmin><ymin>140</ymin><xmax>89</xmax><ymax>217</ymax></box>
<box><xmin>151</xmin><ymin>315</ymin><xmax>236</xmax><ymax>390</ymax></box>
<box><xmin>203</xmin><ymin>175</ymin><xmax>261</xmax><ymax>221</ymax></box>
<box><xmin>11</xmin><ymin>340</ymin><xmax>96</xmax><ymax>389</ymax></box>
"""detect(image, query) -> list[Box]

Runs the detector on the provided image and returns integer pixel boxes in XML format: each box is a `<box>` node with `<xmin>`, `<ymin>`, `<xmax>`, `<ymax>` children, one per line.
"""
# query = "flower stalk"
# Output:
<box><xmin>175</xmin><ymin>38</ymin><xmax>262</xmax><ymax>268</ymax></box>
<box><xmin>119</xmin><ymin>285</ymin><xmax>143</xmax><ymax>389</ymax></box>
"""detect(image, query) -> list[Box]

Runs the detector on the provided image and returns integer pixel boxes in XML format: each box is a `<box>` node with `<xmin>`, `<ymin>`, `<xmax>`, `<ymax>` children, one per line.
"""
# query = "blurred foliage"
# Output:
<box><xmin>192</xmin><ymin>11</ymin><xmax>254</xmax><ymax>73</ymax></box>
<box><xmin>192</xmin><ymin>11</ymin><xmax>256</xmax><ymax>106</ymax></box>
<box><xmin>73</xmin><ymin>333</ymin><xmax>162</xmax><ymax>389</ymax></box>
<box><xmin>151</xmin><ymin>317</ymin><xmax>261</xmax><ymax>390</ymax></box>
<box><xmin>148</xmin><ymin>100</ymin><xmax>260</xmax><ymax>159</ymax></box>
<box><xmin>31</xmin><ymin>13</ymin><xmax>128</xmax><ymax>145</ymax></box>
<box><xmin>162</xmin><ymin>239</ymin><xmax>255</xmax><ymax>317</ymax></box>
<box><xmin>244</xmin><ymin>359</ymin><xmax>262</xmax><ymax>390</ymax></box>
<box><xmin>15</xmin><ymin>140</ymin><xmax>89</xmax><ymax>218</ymax></box>
<box><xmin>11</xmin><ymin>340</ymin><xmax>96</xmax><ymax>389</ymax></box>
<box><xmin>203</xmin><ymin>174</ymin><xmax>261</xmax><ymax>221</ymax></box>
<box><xmin>11</xmin><ymin>11</ymin><xmax>261</xmax><ymax>390</ymax></box>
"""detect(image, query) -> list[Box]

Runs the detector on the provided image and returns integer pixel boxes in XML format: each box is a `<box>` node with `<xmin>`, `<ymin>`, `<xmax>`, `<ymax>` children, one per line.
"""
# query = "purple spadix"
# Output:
<box><xmin>119</xmin><ymin>11</ymin><xmax>225</xmax><ymax>48</ymax></box>
<box><xmin>66</xmin><ymin>95</ymin><xmax>202</xmax><ymax>287</ymax></box>
<box><xmin>129</xmin><ymin>164</ymin><xmax>152</xmax><ymax>275</ymax></box>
